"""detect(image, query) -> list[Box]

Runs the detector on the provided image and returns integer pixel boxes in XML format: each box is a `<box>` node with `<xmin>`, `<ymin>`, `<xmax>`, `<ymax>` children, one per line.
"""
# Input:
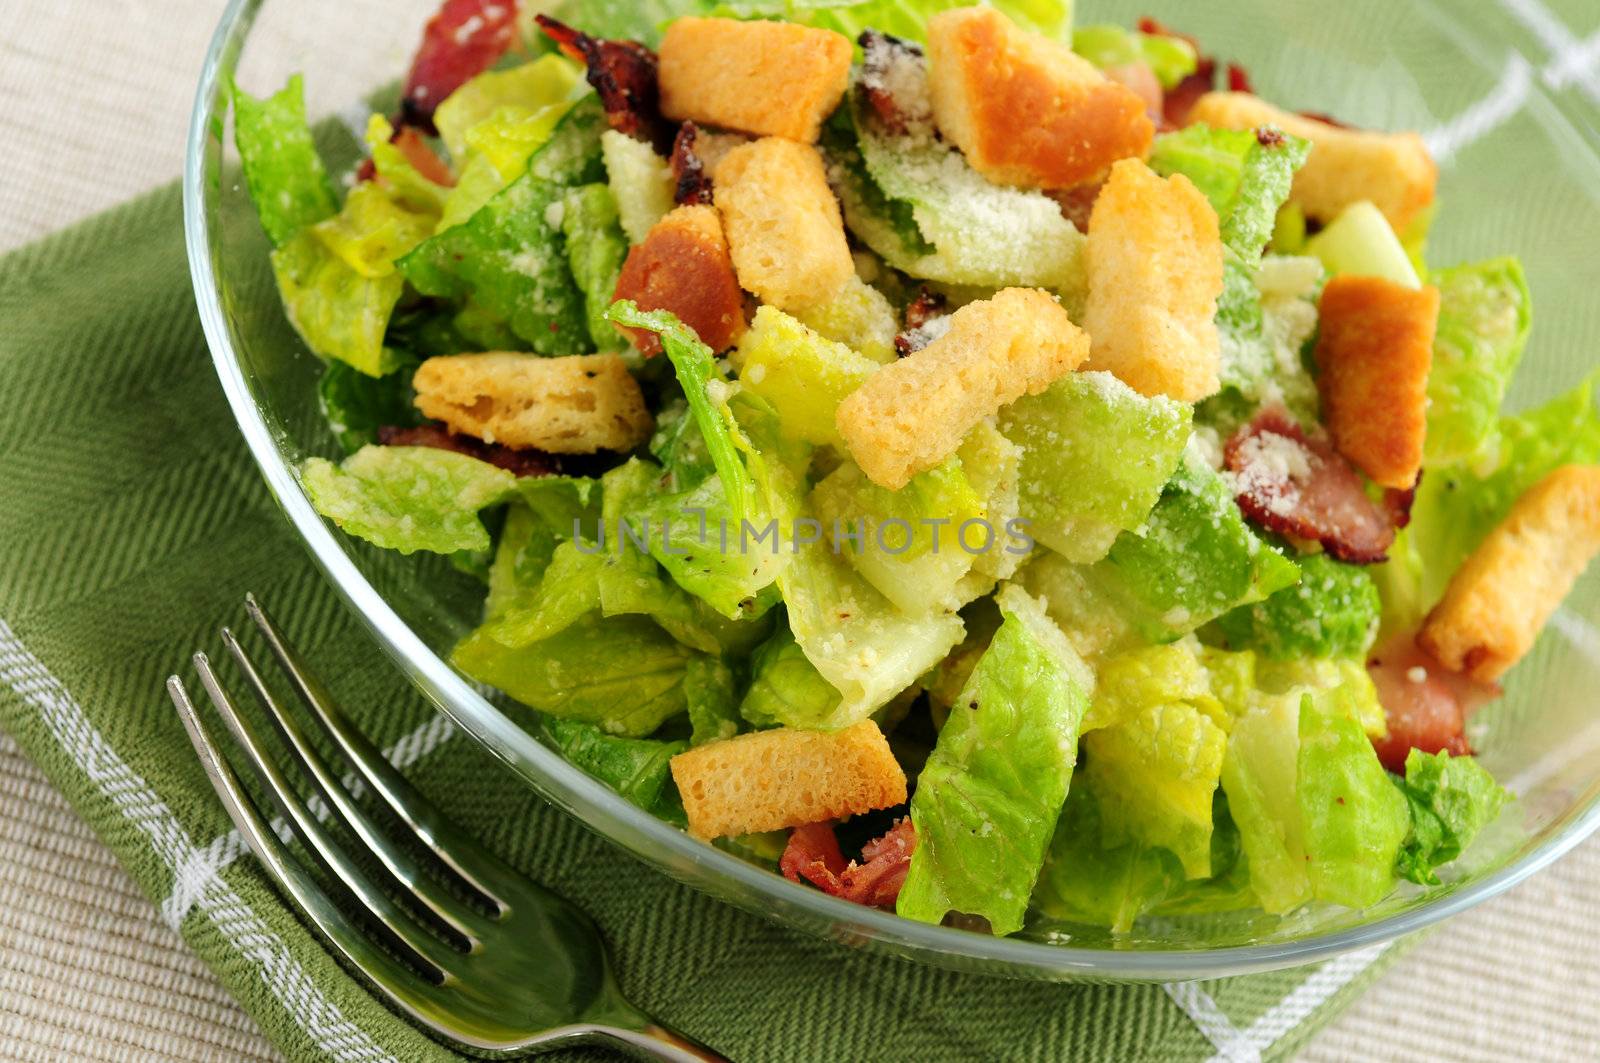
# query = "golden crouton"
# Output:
<box><xmin>1420</xmin><ymin>466</ymin><xmax>1600</xmax><ymax>682</ymax></box>
<box><xmin>1082</xmin><ymin>158</ymin><xmax>1224</xmax><ymax>402</ymax></box>
<box><xmin>670</xmin><ymin>721</ymin><xmax>907</xmax><ymax>840</ymax></box>
<box><xmin>658</xmin><ymin>17</ymin><xmax>853</xmax><ymax>143</ymax></box>
<box><xmin>715</xmin><ymin>138</ymin><xmax>855</xmax><ymax>313</ymax></box>
<box><xmin>1185</xmin><ymin>92</ymin><xmax>1438</xmax><ymax>233</ymax></box>
<box><xmin>412</xmin><ymin>352</ymin><xmax>651</xmax><ymax>453</ymax></box>
<box><xmin>925</xmin><ymin>6</ymin><xmax>1153</xmax><ymax>190</ymax></box>
<box><xmin>836</xmin><ymin>288</ymin><xmax>1088</xmax><ymax>490</ymax></box>
<box><xmin>613</xmin><ymin>204</ymin><xmax>747</xmax><ymax>356</ymax></box>
<box><xmin>1315</xmin><ymin>276</ymin><xmax>1440</xmax><ymax>489</ymax></box>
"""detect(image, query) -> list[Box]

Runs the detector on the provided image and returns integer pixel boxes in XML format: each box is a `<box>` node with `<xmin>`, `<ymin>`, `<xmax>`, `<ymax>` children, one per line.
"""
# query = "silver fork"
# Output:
<box><xmin>166</xmin><ymin>595</ymin><xmax>723</xmax><ymax>1060</ymax></box>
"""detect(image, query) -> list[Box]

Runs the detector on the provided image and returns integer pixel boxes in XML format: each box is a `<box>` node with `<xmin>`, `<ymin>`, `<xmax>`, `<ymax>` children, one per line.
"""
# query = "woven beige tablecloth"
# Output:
<box><xmin>3</xmin><ymin>3</ymin><xmax>1599</xmax><ymax>1060</ymax></box>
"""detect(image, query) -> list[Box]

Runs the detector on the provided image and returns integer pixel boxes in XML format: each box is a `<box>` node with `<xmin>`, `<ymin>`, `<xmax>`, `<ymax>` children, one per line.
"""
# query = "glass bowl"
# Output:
<box><xmin>186</xmin><ymin>0</ymin><xmax>1600</xmax><ymax>981</ymax></box>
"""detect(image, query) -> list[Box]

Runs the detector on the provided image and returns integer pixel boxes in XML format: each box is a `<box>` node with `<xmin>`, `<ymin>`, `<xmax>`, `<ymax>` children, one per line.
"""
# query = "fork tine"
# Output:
<box><xmin>166</xmin><ymin>673</ymin><xmax>445</xmax><ymax>992</ymax></box>
<box><xmin>189</xmin><ymin>650</ymin><xmax>466</xmax><ymax>974</ymax></box>
<box><xmin>243</xmin><ymin>594</ymin><xmax>522</xmax><ymax>906</ymax></box>
<box><xmin>218</xmin><ymin>626</ymin><xmax>489</xmax><ymax>943</ymax></box>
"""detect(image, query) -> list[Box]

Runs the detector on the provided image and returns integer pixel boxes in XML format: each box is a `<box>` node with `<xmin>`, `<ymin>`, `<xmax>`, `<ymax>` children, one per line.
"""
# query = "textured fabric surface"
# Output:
<box><xmin>2</xmin><ymin>1</ymin><xmax>1600</xmax><ymax>1061</ymax></box>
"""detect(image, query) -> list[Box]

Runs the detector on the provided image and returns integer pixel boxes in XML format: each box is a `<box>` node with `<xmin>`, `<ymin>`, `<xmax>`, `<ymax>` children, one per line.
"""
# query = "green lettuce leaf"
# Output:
<box><xmin>1425</xmin><ymin>257</ymin><xmax>1532</xmax><ymax>467</ymax></box>
<box><xmin>364</xmin><ymin>115</ymin><xmax>450</xmax><ymax>217</ymax></box>
<box><xmin>317</xmin><ymin>359</ymin><xmax>420</xmax><ymax>454</ymax></box>
<box><xmin>542</xmin><ymin>718</ymin><xmax>685</xmax><ymax>814</ymax></box>
<box><xmin>1305</xmin><ymin>201</ymin><xmax>1421</xmax><ymax>288</ymax></box>
<box><xmin>300</xmin><ymin>445</ymin><xmax>516</xmax><ymax>554</ymax></box>
<box><xmin>999</xmin><ymin>371</ymin><xmax>1192</xmax><ymax>563</ymax></box>
<box><xmin>311</xmin><ymin>181</ymin><xmax>436</xmax><ymax>280</ymax></box>
<box><xmin>1219</xmin><ymin>688</ymin><xmax>1310</xmax><ymax>913</ymax></box>
<box><xmin>434</xmin><ymin>55</ymin><xmax>582</xmax><ymax>163</ymax></box>
<box><xmin>738</xmin><ymin>623</ymin><xmax>840</xmax><ymax>728</ymax></box>
<box><xmin>270</xmin><ymin>230</ymin><xmax>404</xmax><ymax>377</ymax></box>
<box><xmin>453</xmin><ymin>613</ymin><xmax>692</xmax><ymax>735</ymax></box>
<box><xmin>1096</xmin><ymin>458</ymin><xmax>1300</xmax><ymax>642</ymax></box>
<box><xmin>400</xmin><ymin>96</ymin><xmax>606</xmax><ymax>354</ymax></box>
<box><xmin>1395</xmin><ymin>749</ymin><xmax>1508</xmax><ymax>885</ymax></box>
<box><xmin>685</xmin><ymin>655</ymin><xmax>742</xmax><ymax>745</ymax></box>
<box><xmin>1072</xmin><ymin>24</ymin><xmax>1197</xmax><ymax>88</ymax></box>
<box><xmin>231</xmin><ymin>74</ymin><xmax>338</xmax><ymax>246</ymax></box>
<box><xmin>1297</xmin><ymin>694</ymin><xmax>1410</xmax><ymax>909</ymax></box>
<box><xmin>898</xmin><ymin>587</ymin><xmax>1090</xmax><ymax>935</ymax></box>
<box><xmin>559</xmin><ymin>183</ymin><xmax>630</xmax><ymax>353</ymax></box>
<box><xmin>732</xmin><ymin>306</ymin><xmax>879</xmax><ymax>448</ymax></box>
<box><xmin>485</xmin><ymin>486</ymin><xmax>599</xmax><ymax>619</ymax></box>
<box><xmin>1214</xmin><ymin>553</ymin><xmax>1380</xmax><ymax>661</ymax></box>
<box><xmin>600</xmin><ymin>129</ymin><xmax>676</xmax><ymax>245</ymax></box>
<box><xmin>790</xmin><ymin>274</ymin><xmax>901</xmax><ymax>365</ymax></box>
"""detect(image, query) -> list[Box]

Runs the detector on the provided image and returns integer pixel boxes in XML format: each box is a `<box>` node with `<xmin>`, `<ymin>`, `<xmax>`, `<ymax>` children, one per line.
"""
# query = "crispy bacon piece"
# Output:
<box><xmin>401</xmin><ymin>0</ymin><xmax>521</xmax><ymax>132</ymax></box>
<box><xmin>893</xmin><ymin>287</ymin><xmax>950</xmax><ymax>357</ymax></box>
<box><xmin>377</xmin><ymin>424</ymin><xmax>559</xmax><ymax>478</ymax></box>
<box><xmin>780</xmin><ymin>818</ymin><xmax>917</xmax><ymax>909</ymax></box>
<box><xmin>536</xmin><ymin>15</ymin><xmax>671</xmax><ymax>152</ymax></box>
<box><xmin>1138</xmin><ymin>16</ymin><xmax>1222</xmax><ymax>130</ymax></box>
<box><xmin>858</xmin><ymin>30</ymin><xmax>929</xmax><ymax>136</ymax></box>
<box><xmin>1049</xmin><ymin>179</ymin><xmax>1106</xmax><ymax>232</ymax></box>
<box><xmin>1226</xmin><ymin>62</ymin><xmax>1254</xmax><ymax>94</ymax></box>
<box><xmin>1224</xmin><ymin>408</ymin><xmax>1396</xmax><ymax>564</ymax></box>
<box><xmin>613</xmin><ymin>205</ymin><xmax>746</xmax><ymax>356</ymax></box>
<box><xmin>670</xmin><ymin>122</ymin><xmax>713</xmax><ymax>206</ymax></box>
<box><xmin>1383</xmin><ymin>474</ymin><xmax>1420</xmax><ymax>531</ymax></box>
<box><xmin>1367</xmin><ymin>632</ymin><xmax>1499</xmax><ymax>773</ymax></box>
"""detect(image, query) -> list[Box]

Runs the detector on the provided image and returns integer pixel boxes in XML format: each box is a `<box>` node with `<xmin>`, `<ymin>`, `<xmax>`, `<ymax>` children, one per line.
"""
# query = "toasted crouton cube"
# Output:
<box><xmin>925</xmin><ymin>6</ymin><xmax>1153</xmax><ymax>190</ymax></box>
<box><xmin>715</xmin><ymin>138</ymin><xmax>855</xmax><ymax>312</ymax></box>
<box><xmin>1420</xmin><ymin>466</ymin><xmax>1600</xmax><ymax>682</ymax></box>
<box><xmin>836</xmin><ymin>288</ymin><xmax>1088</xmax><ymax>489</ymax></box>
<box><xmin>412</xmin><ymin>352</ymin><xmax>651</xmax><ymax>453</ymax></box>
<box><xmin>1082</xmin><ymin>159</ymin><xmax>1224</xmax><ymax>402</ymax></box>
<box><xmin>658</xmin><ymin>17</ymin><xmax>853</xmax><ymax>143</ymax></box>
<box><xmin>1315</xmin><ymin>276</ymin><xmax>1440</xmax><ymax>490</ymax></box>
<box><xmin>613</xmin><ymin>205</ymin><xmax>746</xmax><ymax>356</ymax></box>
<box><xmin>670</xmin><ymin>721</ymin><xmax>907</xmax><ymax>840</ymax></box>
<box><xmin>1185</xmin><ymin>92</ymin><xmax>1438</xmax><ymax>233</ymax></box>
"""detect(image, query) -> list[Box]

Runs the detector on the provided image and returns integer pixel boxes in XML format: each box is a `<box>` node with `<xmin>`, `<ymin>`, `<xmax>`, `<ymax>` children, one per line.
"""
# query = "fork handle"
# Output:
<box><xmin>597</xmin><ymin>1022</ymin><xmax>728</xmax><ymax>1062</ymax></box>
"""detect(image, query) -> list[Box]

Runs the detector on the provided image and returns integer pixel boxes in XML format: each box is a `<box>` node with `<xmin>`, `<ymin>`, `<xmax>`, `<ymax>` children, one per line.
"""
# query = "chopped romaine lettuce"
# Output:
<box><xmin>453</xmin><ymin>613</ymin><xmax>693</xmax><ymax>735</ymax></box>
<box><xmin>317</xmin><ymin>358</ymin><xmax>420</xmax><ymax>454</ymax></box>
<box><xmin>1072</xmin><ymin>24</ymin><xmax>1197</xmax><ymax>88</ymax></box>
<box><xmin>364</xmin><ymin>115</ymin><xmax>450</xmax><ymax>217</ymax></box>
<box><xmin>1305</xmin><ymin>201</ymin><xmax>1422</xmax><ymax>288</ymax></box>
<box><xmin>790</xmin><ymin>274</ymin><xmax>901</xmax><ymax>365</ymax></box>
<box><xmin>1016</xmin><ymin>551</ymin><xmax>1142</xmax><ymax>662</ymax></box>
<box><xmin>231</xmin><ymin>74</ymin><xmax>339</xmax><ymax>246</ymax></box>
<box><xmin>311</xmin><ymin>182</ymin><xmax>436</xmax><ymax>279</ymax></box>
<box><xmin>1219</xmin><ymin>689</ymin><xmax>1310</xmax><ymax>913</ymax></box>
<box><xmin>1425</xmin><ymin>257</ymin><xmax>1532</xmax><ymax>467</ymax></box>
<box><xmin>1096</xmin><ymin>458</ymin><xmax>1300</xmax><ymax>642</ymax></box>
<box><xmin>732</xmin><ymin>306</ymin><xmax>879</xmax><ymax>447</ymax></box>
<box><xmin>1394</xmin><ymin>749</ymin><xmax>1509</xmax><ymax>885</ymax></box>
<box><xmin>600</xmin><ymin>129</ymin><xmax>676</xmax><ymax>245</ymax></box>
<box><xmin>684</xmin><ymin>655</ymin><xmax>742</xmax><ymax>745</ymax></box>
<box><xmin>400</xmin><ymin>97</ymin><xmax>606</xmax><ymax>354</ymax></box>
<box><xmin>1255</xmin><ymin>656</ymin><xmax>1387</xmax><ymax>740</ymax></box>
<box><xmin>738</xmin><ymin>624</ymin><xmax>842</xmax><ymax>728</ymax></box>
<box><xmin>1086</xmin><ymin>641</ymin><xmax>1220</xmax><ymax>733</ymax></box>
<box><xmin>559</xmin><ymin>183</ymin><xmax>630</xmax><ymax>353</ymax></box>
<box><xmin>898</xmin><ymin>587</ymin><xmax>1091</xmax><ymax>935</ymax></box>
<box><xmin>999</xmin><ymin>371</ymin><xmax>1191</xmax><ymax>563</ymax></box>
<box><xmin>271</xmin><ymin>230</ymin><xmax>404</xmax><ymax>377</ymax></box>
<box><xmin>542</xmin><ymin>717</ymin><xmax>685</xmax><ymax>814</ymax></box>
<box><xmin>433</xmin><ymin>54</ymin><xmax>582</xmax><ymax>162</ymax></box>
<box><xmin>1214</xmin><ymin>553</ymin><xmax>1380</xmax><ymax>661</ymax></box>
<box><xmin>810</xmin><ymin>456</ymin><xmax>985</xmax><ymax>615</ymax></box>
<box><xmin>1297</xmin><ymin>693</ymin><xmax>1410</xmax><ymax>908</ymax></box>
<box><xmin>300</xmin><ymin>444</ymin><xmax>515</xmax><ymax>555</ymax></box>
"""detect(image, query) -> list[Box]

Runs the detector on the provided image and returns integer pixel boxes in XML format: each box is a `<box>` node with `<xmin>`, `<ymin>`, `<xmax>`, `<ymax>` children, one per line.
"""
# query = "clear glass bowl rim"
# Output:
<box><xmin>183</xmin><ymin>0</ymin><xmax>1600</xmax><ymax>982</ymax></box>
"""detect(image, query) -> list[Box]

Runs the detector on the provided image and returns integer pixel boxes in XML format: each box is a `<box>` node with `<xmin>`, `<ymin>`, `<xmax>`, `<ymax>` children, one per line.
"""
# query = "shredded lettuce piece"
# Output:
<box><xmin>1096</xmin><ymin>458</ymin><xmax>1300</xmax><ymax>643</ymax></box>
<box><xmin>1394</xmin><ymin>749</ymin><xmax>1509</xmax><ymax>885</ymax></box>
<box><xmin>434</xmin><ymin>55</ymin><xmax>582</xmax><ymax>162</ymax></box>
<box><xmin>685</xmin><ymin>655</ymin><xmax>742</xmax><ymax>745</ymax></box>
<box><xmin>542</xmin><ymin>718</ymin><xmax>685</xmax><ymax>815</ymax></box>
<box><xmin>1214</xmin><ymin>553</ymin><xmax>1380</xmax><ymax>661</ymax></box>
<box><xmin>738</xmin><ymin>624</ymin><xmax>842</xmax><ymax>728</ymax></box>
<box><xmin>811</xmin><ymin>456</ymin><xmax>986</xmax><ymax>614</ymax></box>
<box><xmin>732</xmin><ymin>306</ymin><xmax>878</xmax><ymax>447</ymax></box>
<box><xmin>300</xmin><ymin>445</ymin><xmax>515</xmax><ymax>555</ymax></box>
<box><xmin>311</xmin><ymin>182</ymin><xmax>436</xmax><ymax>280</ymax></box>
<box><xmin>600</xmin><ymin>129</ymin><xmax>676</xmax><ymax>245</ymax></box>
<box><xmin>317</xmin><ymin>358</ymin><xmax>420</xmax><ymax>454</ymax></box>
<box><xmin>790</xmin><ymin>274</ymin><xmax>901</xmax><ymax>365</ymax></box>
<box><xmin>559</xmin><ymin>183</ymin><xmax>630</xmax><ymax>353</ymax></box>
<box><xmin>453</xmin><ymin>613</ymin><xmax>694</xmax><ymax>735</ymax></box>
<box><xmin>1425</xmin><ymin>257</ymin><xmax>1532</xmax><ymax>467</ymax></box>
<box><xmin>1086</xmin><ymin>642</ymin><xmax>1220</xmax><ymax>733</ymax></box>
<box><xmin>400</xmin><ymin>97</ymin><xmax>606</xmax><ymax>354</ymax></box>
<box><xmin>271</xmin><ymin>230</ymin><xmax>403</xmax><ymax>377</ymax></box>
<box><xmin>898</xmin><ymin>587</ymin><xmax>1091</xmax><ymax>935</ymax></box>
<box><xmin>1305</xmin><ymin>201</ymin><xmax>1422</xmax><ymax>288</ymax></box>
<box><xmin>231</xmin><ymin>74</ymin><xmax>338</xmax><ymax>246</ymax></box>
<box><xmin>999</xmin><ymin>371</ymin><xmax>1192</xmax><ymax>563</ymax></box>
<box><xmin>1219</xmin><ymin>688</ymin><xmax>1310</xmax><ymax>913</ymax></box>
<box><xmin>1072</xmin><ymin>24</ymin><xmax>1197</xmax><ymax>88</ymax></box>
<box><xmin>364</xmin><ymin>115</ymin><xmax>450</xmax><ymax>216</ymax></box>
<box><xmin>1016</xmin><ymin>551</ymin><xmax>1142</xmax><ymax>663</ymax></box>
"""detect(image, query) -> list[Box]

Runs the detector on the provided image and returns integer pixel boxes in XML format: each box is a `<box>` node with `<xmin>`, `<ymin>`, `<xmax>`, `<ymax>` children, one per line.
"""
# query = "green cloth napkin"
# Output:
<box><xmin>0</xmin><ymin>185</ymin><xmax>1410</xmax><ymax>1063</ymax></box>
